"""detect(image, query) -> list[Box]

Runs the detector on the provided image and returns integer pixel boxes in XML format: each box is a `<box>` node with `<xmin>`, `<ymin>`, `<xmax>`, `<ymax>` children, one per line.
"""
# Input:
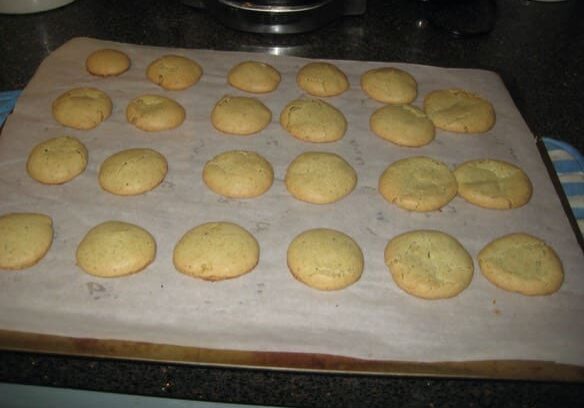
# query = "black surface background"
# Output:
<box><xmin>1</xmin><ymin>0</ymin><xmax>583</xmax><ymax>406</ymax></box>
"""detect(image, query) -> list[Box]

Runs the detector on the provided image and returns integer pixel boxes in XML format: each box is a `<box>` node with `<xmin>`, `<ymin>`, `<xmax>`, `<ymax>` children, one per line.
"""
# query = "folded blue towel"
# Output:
<box><xmin>1</xmin><ymin>90</ymin><xmax>582</xmax><ymax>233</ymax></box>
<box><xmin>543</xmin><ymin>138</ymin><xmax>584</xmax><ymax>234</ymax></box>
<box><xmin>0</xmin><ymin>90</ymin><xmax>21</xmax><ymax>126</ymax></box>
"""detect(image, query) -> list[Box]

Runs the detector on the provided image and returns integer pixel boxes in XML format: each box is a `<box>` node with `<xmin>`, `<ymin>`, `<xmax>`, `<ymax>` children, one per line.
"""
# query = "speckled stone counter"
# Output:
<box><xmin>0</xmin><ymin>0</ymin><xmax>583</xmax><ymax>406</ymax></box>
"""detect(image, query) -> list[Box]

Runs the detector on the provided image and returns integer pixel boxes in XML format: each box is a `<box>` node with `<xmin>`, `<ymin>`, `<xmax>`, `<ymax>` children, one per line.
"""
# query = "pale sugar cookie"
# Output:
<box><xmin>211</xmin><ymin>95</ymin><xmax>272</xmax><ymax>135</ymax></box>
<box><xmin>424</xmin><ymin>89</ymin><xmax>495</xmax><ymax>133</ymax></box>
<box><xmin>147</xmin><ymin>54</ymin><xmax>203</xmax><ymax>90</ymax></box>
<box><xmin>27</xmin><ymin>135</ymin><xmax>88</xmax><ymax>185</ymax></box>
<box><xmin>478</xmin><ymin>233</ymin><xmax>563</xmax><ymax>296</ymax></box>
<box><xmin>285</xmin><ymin>152</ymin><xmax>357</xmax><ymax>204</ymax></box>
<box><xmin>52</xmin><ymin>87</ymin><xmax>112</xmax><ymax>130</ymax></box>
<box><xmin>86</xmin><ymin>49</ymin><xmax>131</xmax><ymax>77</ymax></box>
<box><xmin>203</xmin><ymin>150</ymin><xmax>274</xmax><ymax>198</ymax></box>
<box><xmin>99</xmin><ymin>148</ymin><xmax>168</xmax><ymax>196</ymax></box>
<box><xmin>280</xmin><ymin>98</ymin><xmax>347</xmax><ymax>143</ymax></box>
<box><xmin>287</xmin><ymin>228</ymin><xmax>364</xmax><ymax>291</ymax></box>
<box><xmin>296</xmin><ymin>62</ymin><xmax>349</xmax><ymax>97</ymax></box>
<box><xmin>126</xmin><ymin>95</ymin><xmax>185</xmax><ymax>131</ymax></box>
<box><xmin>384</xmin><ymin>230</ymin><xmax>474</xmax><ymax>299</ymax></box>
<box><xmin>173</xmin><ymin>222</ymin><xmax>259</xmax><ymax>281</ymax></box>
<box><xmin>454</xmin><ymin>159</ymin><xmax>533</xmax><ymax>209</ymax></box>
<box><xmin>379</xmin><ymin>156</ymin><xmax>457</xmax><ymax>212</ymax></box>
<box><xmin>76</xmin><ymin>221</ymin><xmax>156</xmax><ymax>278</ymax></box>
<box><xmin>361</xmin><ymin>67</ymin><xmax>417</xmax><ymax>104</ymax></box>
<box><xmin>0</xmin><ymin>213</ymin><xmax>53</xmax><ymax>270</ymax></box>
<box><xmin>370</xmin><ymin>104</ymin><xmax>435</xmax><ymax>147</ymax></box>
<box><xmin>228</xmin><ymin>61</ymin><xmax>281</xmax><ymax>93</ymax></box>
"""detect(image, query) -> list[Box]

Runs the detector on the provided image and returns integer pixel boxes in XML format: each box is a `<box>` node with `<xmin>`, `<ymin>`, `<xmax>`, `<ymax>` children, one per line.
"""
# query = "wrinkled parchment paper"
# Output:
<box><xmin>1</xmin><ymin>38</ymin><xmax>583</xmax><ymax>365</ymax></box>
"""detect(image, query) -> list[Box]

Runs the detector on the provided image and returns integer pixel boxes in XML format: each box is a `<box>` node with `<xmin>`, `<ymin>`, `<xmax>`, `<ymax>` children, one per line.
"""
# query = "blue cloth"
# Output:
<box><xmin>543</xmin><ymin>137</ymin><xmax>584</xmax><ymax>233</ymax></box>
<box><xmin>0</xmin><ymin>90</ymin><xmax>21</xmax><ymax>126</ymax></box>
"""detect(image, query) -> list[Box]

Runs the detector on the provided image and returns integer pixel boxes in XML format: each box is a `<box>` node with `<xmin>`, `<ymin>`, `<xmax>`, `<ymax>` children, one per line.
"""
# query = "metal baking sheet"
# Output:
<box><xmin>0</xmin><ymin>37</ymin><xmax>583</xmax><ymax>380</ymax></box>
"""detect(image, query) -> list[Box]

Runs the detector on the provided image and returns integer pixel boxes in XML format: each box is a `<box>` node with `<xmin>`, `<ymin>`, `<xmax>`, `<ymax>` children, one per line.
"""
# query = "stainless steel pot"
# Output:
<box><xmin>183</xmin><ymin>0</ymin><xmax>367</xmax><ymax>34</ymax></box>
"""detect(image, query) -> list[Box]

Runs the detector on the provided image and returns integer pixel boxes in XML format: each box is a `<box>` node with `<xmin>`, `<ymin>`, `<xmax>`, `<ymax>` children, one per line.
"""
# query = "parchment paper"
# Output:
<box><xmin>1</xmin><ymin>38</ymin><xmax>583</xmax><ymax>366</ymax></box>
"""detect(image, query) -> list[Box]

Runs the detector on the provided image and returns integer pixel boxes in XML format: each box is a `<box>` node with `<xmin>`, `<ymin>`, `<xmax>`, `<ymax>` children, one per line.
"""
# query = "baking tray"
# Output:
<box><xmin>1</xmin><ymin>38</ymin><xmax>583</xmax><ymax>381</ymax></box>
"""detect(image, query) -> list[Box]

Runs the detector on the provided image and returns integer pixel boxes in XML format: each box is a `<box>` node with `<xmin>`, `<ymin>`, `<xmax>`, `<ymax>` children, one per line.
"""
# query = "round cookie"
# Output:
<box><xmin>287</xmin><ymin>228</ymin><xmax>364</xmax><ymax>291</ymax></box>
<box><xmin>378</xmin><ymin>156</ymin><xmax>457</xmax><ymax>212</ymax></box>
<box><xmin>280</xmin><ymin>98</ymin><xmax>347</xmax><ymax>143</ymax></box>
<box><xmin>146</xmin><ymin>54</ymin><xmax>203</xmax><ymax>90</ymax></box>
<box><xmin>211</xmin><ymin>95</ymin><xmax>272</xmax><ymax>135</ymax></box>
<box><xmin>424</xmin><ymin>89</ymin><xmax>495</xmax><ymax>133</ymax></box>
<box><xmin>52</xmin><ymin>87</ymin><xmax>112</xmax><ymax>130</ymax></box>
<box><xmin>86</xmin><ymin>49</ymin><xmax>131</xmax><ymax>77</ymax></box>
<box><xmin>76</xmin><ymin>221</ymin><xmax>156</xmax><ymax>278</ymax></box>
<box><xmin>173</xmin><ymin>222</ymin><xmax>259</xmax><ymax>281</ymax></box>
<box><xmin>126</xmin><ymin>95</ymin><xmax>185</xmax><ymax>131</ymax></box>
<box><xmin>370</xmin><ymin>104</ymin><xmax>435</xmax><ymax>147</ymax></box>
<box><xmin>27</xmin><ymin>135</ymin><xmax>88</xmax><ymax>185</ymax></box>
<box><xmin>0</xmin><ymin>213</ymin><xmax>53</xmax><ymax>270</ymax></box>
<box><xmin>228</xmin><ymin>61</ymin><xmax>281</xmax><ymax>94</ymax></box>
<box><xmin>361</xmin><ymin>67</ymin><xmax>417</xmax><ymax>104</ymax></box>
<box><xmin>296</xmin><ymin>62</ymin><xmax>349</xmax><ymax>97</ymax></box>
<box><xmin>384</xmin><ymin>230</ymin><xmax>474</xmax><ymax>300</ymax></box>
<box><xmin>478</xmin><ymin>233</ymin><xmax>563</xmax><ymax>296</ymax></box>
<box><xmin>285</xmin><ymin>152</ymin><xmax>357</xmax><ymax>204</ymax></box>
<box><xmin>454</xmin><ymin>159</ymin><xmax>533</xmax><ymax>209</ymax></box>
<box><xmin>99</xmin><ymin>148</ymin><xmax>168</xmax><ymax>196</ymax></box>
<box><xmin>203</xmin><ymin>150</ymin><xmax>273</xmax><ymax>198</ymax></box>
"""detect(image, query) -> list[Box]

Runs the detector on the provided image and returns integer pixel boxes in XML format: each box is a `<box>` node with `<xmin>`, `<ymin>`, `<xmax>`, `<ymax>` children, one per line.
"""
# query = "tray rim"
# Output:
<box><xmin>1</xmin><ymin>329</ymin><xmax>583</xmax><ymax>382</ymax></box>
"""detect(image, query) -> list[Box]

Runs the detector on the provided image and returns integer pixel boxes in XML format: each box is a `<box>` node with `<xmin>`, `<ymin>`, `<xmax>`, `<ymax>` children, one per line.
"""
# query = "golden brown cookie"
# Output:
<box><xmin>173</xmin><ymin>222</ymin><xmax>260</xmax><ymax>281</ymax></box>
<box><xmin>203</xmin><ymin>150</ymin><xmax>274</xmax><ymax>198</ymax></box>
<box><xmin>280</xmin><ymin>98</ymin><xmax>347</xmax><ymax>143</ymax></box>
<box><xmin>76</xmin><ymin>221</ymin><xmax>156</xmax><ymax>278</ymax></box>
<box><xmin>454</xmin><ymin>159</ymin><xmax>533</xmax><ymax>209</ymax></box>
<box><xmin>86</xmin><ymin>49</ymin><xmax>131</xmax><ymax>77</ymax></box>
<box><xmin>384</xmin><ymin>230</ymin><xmax>474</xmax><ymax>299</ymax></box>
<box><xmin>0</xmin><ymin>213</ymin><xmax>53</xmax><ymax>270</ymax></box>
<box><xmin>52</xmin><ymin>87</ymin><xmax>112</xmax><ymax>130</ymax></box>
<box><xmin>378</xmin><ymin>156</ymin><xmax>457</xmax><ymax>212</ymax></box>
<box><xmin>27</xmin><ymin>135</ymin><xmax>88</xmax><ymax>185</ymax></box>
<box><xmin>424</xmin><ymin>89</ymin><xmax>495</xmax><ymax>133</ymax></box>
<box><xmin>370</xmin><ymin>104</ymin><xmax>435</xmax><ymax>147</ymax></box>
<box><xmin>361</xmin><ymin>67</ymin><xmax>417</xmax><ymax>104</ymax></box>
<box><xmin>296</xmin><ymin>62</ymin><xmax>349</xmax><ymax>97</ymax></box>
<box><xmin>287</xmin><ymin>228</ymin><xmax>364</xmax><ymax>291</ymax></box>
<box><xmin>211</xmin><ymin>95</ymin><xmax>272</xmax><ymax>135</ymax></box>
<box><xmin>228</xmin><ymin>61</ymin><xmax>281</xmax><ymax>93</ymax></box>
<box><xmin>478</xmin><ymin>233</ymin><xmax>563</xmax><ymax>296</ymax></box>
<box><xmin>126</xmin><ymin>95</ymin><xmax>186</xmax><ymax>131</ymax></box>
<box><xmin>99</xmin><ymin>148</ymin><xmax>168</xmax><ymax>196</ymax></box>
<box><xmin>285</xmin><ymin>152</ymin><xmax>357</xmax><ymax>204</ymax></box>
<box><xmin>146</xmin><ymin>54</ymin><xmax>203</xmax><ymax>90</ymax></box>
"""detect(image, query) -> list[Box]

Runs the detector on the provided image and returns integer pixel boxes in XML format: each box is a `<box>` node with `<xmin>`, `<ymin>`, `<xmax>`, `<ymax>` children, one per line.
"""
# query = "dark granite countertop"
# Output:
<box><xmin>1</xmin><ymin>0</ymin><xmax>583</xmax><ymax>406</ymax></box>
